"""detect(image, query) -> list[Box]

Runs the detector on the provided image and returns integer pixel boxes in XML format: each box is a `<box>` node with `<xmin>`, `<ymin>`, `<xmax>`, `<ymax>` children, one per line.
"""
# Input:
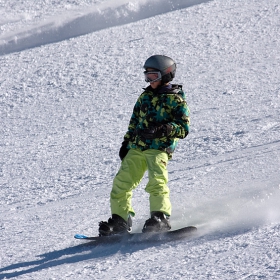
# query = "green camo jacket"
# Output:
<box><xmin>124</xmin><ymin>84</ymin><xmax>190</xmax><ymax>158</ymax></box>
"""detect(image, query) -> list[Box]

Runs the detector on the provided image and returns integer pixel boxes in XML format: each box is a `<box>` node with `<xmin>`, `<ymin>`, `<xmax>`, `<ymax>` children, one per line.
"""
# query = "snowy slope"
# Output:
<box><xmin>0</xmin><ymin>0</ymin><xmax>209</xmax><ymax>55</ymax></box>
<box><xmin>0</xmin><ymin>0</ymin><xmax>280</xmax><ymax>279</ymax></box>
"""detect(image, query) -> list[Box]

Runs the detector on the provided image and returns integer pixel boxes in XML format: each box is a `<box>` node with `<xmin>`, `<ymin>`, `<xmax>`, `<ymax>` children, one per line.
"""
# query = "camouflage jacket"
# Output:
<box><xmin>124</xmin><ymin>84</ymin><xmax>190</xmax><ymax>158</ymax></box>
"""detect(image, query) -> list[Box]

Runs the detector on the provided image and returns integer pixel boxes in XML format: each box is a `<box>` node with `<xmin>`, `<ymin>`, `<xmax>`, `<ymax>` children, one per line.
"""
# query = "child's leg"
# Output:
<box><xmin>110</xmin><ymin>149</ymin><xmax>147</xmax><ymax>221</ymax></box>
<box><xmin>144</xmin><ymin>150</ymin><xmax>171</xmax><ymax>216</ymax></box>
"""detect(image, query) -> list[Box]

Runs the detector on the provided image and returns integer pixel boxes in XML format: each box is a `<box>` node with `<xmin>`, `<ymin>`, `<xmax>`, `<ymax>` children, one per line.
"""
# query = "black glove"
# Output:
<box><xmin>139</xmin><ymin>124</ymin><xmax>173</xmax><ymax>139</ymax></box>
<box><xmin>119</xmin><ymin>141</ymin><xmax>129</xmax><ymax>160</ymax></box>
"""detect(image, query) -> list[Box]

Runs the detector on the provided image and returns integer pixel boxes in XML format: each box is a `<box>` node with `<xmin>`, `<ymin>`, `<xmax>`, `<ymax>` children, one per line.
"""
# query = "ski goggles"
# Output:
<box><xmin>144</xmin><ymin>70</ymin><xmax>162</xmax><ymax>83</ymax></box>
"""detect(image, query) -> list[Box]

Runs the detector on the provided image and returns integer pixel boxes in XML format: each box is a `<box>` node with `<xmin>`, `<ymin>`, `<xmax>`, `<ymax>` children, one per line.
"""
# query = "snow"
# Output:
<box><xmin>0</xmin><ymin>0</ymin><xmax>280</xmax><ymax>279</ymax></box>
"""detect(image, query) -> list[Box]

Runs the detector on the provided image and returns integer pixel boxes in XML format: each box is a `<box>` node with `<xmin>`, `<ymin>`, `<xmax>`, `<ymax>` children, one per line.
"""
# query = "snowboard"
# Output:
<box><xmin>74</xmin><ymin>226</ymin><xmax>197</xmax><ymax>243</ymax></box>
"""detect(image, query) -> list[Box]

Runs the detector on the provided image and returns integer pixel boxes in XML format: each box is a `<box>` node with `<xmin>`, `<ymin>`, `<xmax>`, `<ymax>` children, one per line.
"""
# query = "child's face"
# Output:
<box><xmin>150</xmin><ymin>79</ymin><xmax>161</xmax><ymax>89</ymax></box>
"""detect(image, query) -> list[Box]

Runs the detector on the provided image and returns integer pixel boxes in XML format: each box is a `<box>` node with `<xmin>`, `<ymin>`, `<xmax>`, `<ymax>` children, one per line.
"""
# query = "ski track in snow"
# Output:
<box><xmin>0</xmin><ymin>0</ymin><xmax>280</xmax><ymax>279</ymax></box>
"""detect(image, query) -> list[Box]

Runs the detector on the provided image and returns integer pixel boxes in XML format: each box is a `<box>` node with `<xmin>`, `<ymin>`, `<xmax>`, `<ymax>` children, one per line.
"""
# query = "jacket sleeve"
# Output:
<box><xmin>169</xmin><ymin>93</ymin><xmax>190</xmax><ymax>139</ymax></box>
<box><xmin>123</xmin><ymin>96</ymin><xmax>141</xmax><ymax>141</ymax></box>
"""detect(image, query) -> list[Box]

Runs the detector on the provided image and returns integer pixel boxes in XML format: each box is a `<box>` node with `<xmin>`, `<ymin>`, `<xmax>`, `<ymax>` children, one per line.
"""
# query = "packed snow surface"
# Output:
<box><xmin>0</xmin><ymin>0</ymin><xmax>280</xmax><ymax>279</ymax></box>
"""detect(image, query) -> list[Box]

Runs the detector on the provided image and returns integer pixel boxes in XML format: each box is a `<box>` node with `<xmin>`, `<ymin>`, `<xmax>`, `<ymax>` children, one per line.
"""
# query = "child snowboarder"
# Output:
<box><xmin>99</xmin><ymin>55</ymin><xmax>190</xmax><ymax>236</ymax></box>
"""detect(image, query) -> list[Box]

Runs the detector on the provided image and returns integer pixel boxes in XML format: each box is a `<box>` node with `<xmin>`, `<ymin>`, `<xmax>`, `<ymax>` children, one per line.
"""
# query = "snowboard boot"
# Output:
<box><xmin>99</xmin><ymin>214</ymin><xmax>132</xmax><ymax>236</ymax></box>
<box><xmin>142</xmin><ymin>211</ymin><xmax>171</xmax><ymax>233</ymax></box>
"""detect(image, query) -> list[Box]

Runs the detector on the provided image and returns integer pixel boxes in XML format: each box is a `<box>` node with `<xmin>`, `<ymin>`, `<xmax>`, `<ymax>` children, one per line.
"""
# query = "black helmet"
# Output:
<box><xmin>143</xmin><ymin>55</ymin><xmax>176</xmax><ymax>83</ymax></box>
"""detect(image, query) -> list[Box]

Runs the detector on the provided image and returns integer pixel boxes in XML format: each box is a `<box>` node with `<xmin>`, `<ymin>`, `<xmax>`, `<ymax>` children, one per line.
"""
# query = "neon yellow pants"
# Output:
<box><xmin>110</xmin><ymin>148</ymin><xmax>171</xmax><ymax>221</ymax></box>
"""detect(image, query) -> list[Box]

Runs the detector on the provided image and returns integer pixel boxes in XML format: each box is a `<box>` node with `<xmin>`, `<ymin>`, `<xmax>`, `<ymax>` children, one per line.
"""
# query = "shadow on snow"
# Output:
<box><xmin>0</xmin><ymin>235</ymin><xmax>191</xmax><ymax>278</ymax></box>
<box><xmin>0</xmin><ymin>226</ymin><xmax>259</xmax><ymax>279</ymax></box>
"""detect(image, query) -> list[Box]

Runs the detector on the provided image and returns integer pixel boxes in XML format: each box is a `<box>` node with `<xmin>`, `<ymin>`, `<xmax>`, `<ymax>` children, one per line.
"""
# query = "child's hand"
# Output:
<box><xmin>138</xmin><ymin>124</ymin><xmax>173</xmax><ymax>139</ymax></box>
<box><xmin>119</xmin><ymin>141</ymin><xmax>129</xmax><ymax>160</ymax></box>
